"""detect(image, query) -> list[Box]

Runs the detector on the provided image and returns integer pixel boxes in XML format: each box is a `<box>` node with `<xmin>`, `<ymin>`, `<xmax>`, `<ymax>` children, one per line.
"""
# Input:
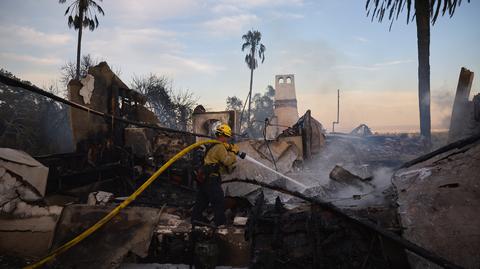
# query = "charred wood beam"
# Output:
<box><xmin>0</xmin><ymin>73</ymin><xmax>213</xmax><ymax>138</ymax></box>
<box><xmin>34</xmin><ymin>152</ymin><xmax>85</xmax><ymax>160</ymax></box>
<box><xmin>56</xmin><ymin>162</ymin><xmax>124</xmax><ymax>179</ymax></box>
<box><xmin>222</xmin><ymin>178</ymin><xmax>464</xmax><ymax>269</ymax></box>
<box><xmin>400</xmin><ymin>133</ymin><xmax>480</xmax><ymax>169</ymax></box>
<box><xmin>47</xmin><ymin>162</ymin><xmax>127</xmax><ymax>193</ymax></box>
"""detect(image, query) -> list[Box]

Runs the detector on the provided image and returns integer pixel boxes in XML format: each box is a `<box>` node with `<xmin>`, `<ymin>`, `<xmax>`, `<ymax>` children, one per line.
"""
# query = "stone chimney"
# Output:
<box><xmin>266</xmin><ymin>74</ymin><xmax>300</xmax><ymax>139</ymax></box>
<box><xmin>274</xmin><ymin>74</ymin><xmax>299</xmax><ymax>128</ymax></box>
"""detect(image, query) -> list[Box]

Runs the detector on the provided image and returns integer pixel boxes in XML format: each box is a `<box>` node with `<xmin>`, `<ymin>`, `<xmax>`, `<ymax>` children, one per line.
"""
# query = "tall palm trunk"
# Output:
<box><xmin>415</xmin><ymin>0</ymin><xmax>431</xmax><ymax>146</ymax></box>
<box><xmin>75</xmin><ymin>6</ymin><xmax>84</xmax><ymax>80</ymax></box>
<box><xmin>247</xmin><ymin>66</ymin><xmax>254</xmax><ymax>130</ymax></box>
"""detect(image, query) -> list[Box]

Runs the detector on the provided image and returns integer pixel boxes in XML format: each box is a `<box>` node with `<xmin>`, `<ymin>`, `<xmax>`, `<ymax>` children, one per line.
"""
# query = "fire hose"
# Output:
<box><xmin>25</xmin><ymin>139</ymin><xmax>222</xmax><ymax>269</ymax></box>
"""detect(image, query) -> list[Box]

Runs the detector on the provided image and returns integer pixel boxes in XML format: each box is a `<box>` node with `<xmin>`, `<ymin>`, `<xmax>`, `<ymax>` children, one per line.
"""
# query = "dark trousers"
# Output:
<box><xmin>191</xmin><ymin>176</ymin><xmax>226</xmax><ymax>226</ymax></box>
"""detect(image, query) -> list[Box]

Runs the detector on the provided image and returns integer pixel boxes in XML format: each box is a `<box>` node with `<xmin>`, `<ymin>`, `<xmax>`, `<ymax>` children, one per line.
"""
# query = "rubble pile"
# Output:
<box><xmin>245</xmin><ymin>194</ymin><xmax>408</xmax><ymax>269</ymax></box>
<box><xmin>1</xmin><ymin>63</ymin><xmax>478</xmax><ymax>269</ymax></box>
<box><xmin>392</xmin><ymin>135</ymin><xmax>480</xmax><ymax>268</ymax></box>
<box><xmin>147</xmin><ymin>208</ymin><xmax>250</xmax><ymax>268</ymax></box>
<box><xmin>0</xmin><ymin>148</ymin><xmax>63</xmax><ymax>258</ymax></box>
<box><xmin>0</xmin><ymin>148</ymin><xmax>49</xmax><ymax>214</ymax></box>
<box><xmin>50</xmin><ymin>205</ymin><xmax>162</xmax><ymax>269</ymax></box>
<box><xmin>327</xmin><ymin>134</ymin><xmax>427</xmax><ymax>167</ymax></box>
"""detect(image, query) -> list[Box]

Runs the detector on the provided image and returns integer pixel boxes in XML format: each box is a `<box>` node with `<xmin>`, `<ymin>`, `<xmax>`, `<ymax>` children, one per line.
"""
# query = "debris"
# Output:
<box><xmin>474</xmin><ymin>94</ymin><xmax>480</xmax><ymax>121</ymax></box>
<box><xmin>152</xmin><ymin>208</ymin><xmax>249</xmax><ymax>268</ymax></box>
<box><xmin>0</xmin><ymin>148</ymin><xmax>49</xmax><ymax>198</ymax></box>
<box><xmin>222</xmin><ymin>139</ymin><xmax>300</xmax><ymax>201</ymax></box>
<box><xmin>50</xmin><ymin>205</ymin><xmax>162</xmax><ymax>269</ymax></box>
<box><xmin>124</xmin><ymin>128</ymin><xmax>153</xmax><ymax>158</ymax></box>
<box><xmin>0</xmin><ymin>148</ymin><xmax>62</xmax><ymax>258</ymax></box>
<box><xmin>447</xmin><ymin>67</ymin><xmax>480</xmax><ymax>143</ymax></box>
<box><xmin>350</xmin><ymin>124</ymin><xmax>373</xmax><ymax>136</ymax></box>
<box><xmin>329</xmin><ymin>165</ymin><xmax>373</xmax><ymax>190</ymax></box>
<box><xmin>245</xmin><ymin>193</ymin><xmax>408</xmax><ymax>269</ymax></box>
<box><xmin>393</xmin><ymin>136</ymin><xmax>480</xmax><ymax>269</ymax></box>
<box><xmin>0</xmin><ymin>148</ymin><xmax>53</xmax><ymax>215</ymax></box>
<box><xmin>329</xmin><ymin>164</ymin><xmax>373</xmax><ymax>182</ymax></box>
<box><xmin>156</xmin><ymin>212</ymin><xmax>187</xmax><ymax>234</ymax></box>
<box><xmin>87</xmin><ymin>191</ymin><xmax>114</xmax><ymax>205</ymax></box>
<box><xmin>233</xmin><ymin>217</ymin><xmax>247</xmax><ymax>226</ymax></box>
<box><xmin>278</xmin><ymin>110</ymin><xmax>326</xmax><ymax>158</ymax></box>
<box><xmin>325</xmin><ymin>133</ymin><xmax>427</xmax><ymax>167</ymax></box>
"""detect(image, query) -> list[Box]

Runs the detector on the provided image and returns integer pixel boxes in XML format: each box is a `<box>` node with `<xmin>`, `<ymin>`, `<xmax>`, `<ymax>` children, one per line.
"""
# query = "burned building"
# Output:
<box><xmin>0</xmin><ymin>63</ymin><xmax>478</xmax><ymax>269</ymax></box>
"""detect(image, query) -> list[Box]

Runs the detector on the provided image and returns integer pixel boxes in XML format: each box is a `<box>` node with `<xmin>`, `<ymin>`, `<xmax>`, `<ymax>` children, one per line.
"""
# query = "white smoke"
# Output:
<box><xmin>286</xmin><ymin>137</ymin><xmax>396</xmax><ymax>208</ymax></box>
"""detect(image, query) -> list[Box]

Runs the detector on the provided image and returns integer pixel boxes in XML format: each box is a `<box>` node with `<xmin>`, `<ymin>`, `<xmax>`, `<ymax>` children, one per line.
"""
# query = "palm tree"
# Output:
<box><xmin>242</xmin><ymin>30</ymin><xmax>266</xmax><ymax>132</ymax></box>
<box><xmin>59</xmin><ymin>0</ymin><xmax>105</xmax><ymax>80</ymax></box>
<box><xmin>366</xmin><ymin>0</ymin><xmax>469</xmax><ymax>147</ymax></box>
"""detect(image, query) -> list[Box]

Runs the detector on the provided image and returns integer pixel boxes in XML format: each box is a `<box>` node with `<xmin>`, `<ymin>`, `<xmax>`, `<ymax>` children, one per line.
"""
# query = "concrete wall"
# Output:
<box><xmin>68</xmin><ymin>63</ymin><xmax>118</xmax><ymax>149</ymax></box>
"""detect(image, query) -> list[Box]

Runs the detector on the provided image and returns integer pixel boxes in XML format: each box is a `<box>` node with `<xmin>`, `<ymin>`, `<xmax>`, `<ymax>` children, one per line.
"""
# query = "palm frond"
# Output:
<box><xmin>396</xmin><ymin>0</ymin><xmax>403</xmax><ymax>20</ymax></box>
<box><xmin>432</xmin><ymin>0</ymin><xmax>442</xmax><ymax>23</ymax></box>
<box><xmin>405</xmin><ymin>0</ymin><xmax>412</xmax><ymax>24</ymax></box>
<box><xmin>259</xmin><ymin>44</ymin><xmax>266</xmax><ymax>63</ymax></box>
<box><xmin>67</xmin><ymin>15</ymin><xmax>74</xmax><ymax>28</ymax></box>
<box><xmin>90</xmin><ymin>1</ymin><xmax>105</xmax><ymax>15</ymax></box>
<box><xmin>367</xmin><ymin>0</ymin><xmax>468</xmax><ymax>27</ymax></box>
<box><xmin>242</xmin><ymin>42</ymin><xmax>250</xmax><ymax>51</ymax></box>
<box><xmin>60</xmin><ymin>0</ymin><xmax>104</xmax><ymax>30</ymax></box>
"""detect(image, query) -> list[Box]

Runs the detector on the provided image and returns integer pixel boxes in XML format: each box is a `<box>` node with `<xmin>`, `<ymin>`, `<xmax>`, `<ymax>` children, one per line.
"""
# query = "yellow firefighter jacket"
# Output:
<box><xmin>203</xmin><ymin>143</ymin><xmax>237</xmax><ymax>177</ymax></box>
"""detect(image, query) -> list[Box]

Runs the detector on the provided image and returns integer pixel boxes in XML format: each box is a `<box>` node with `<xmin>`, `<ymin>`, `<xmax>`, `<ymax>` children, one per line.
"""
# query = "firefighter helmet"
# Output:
<box><xmin>215</xmin><ymin>123</ymin><xmax>232</xmax><ymax>137</ymax></box>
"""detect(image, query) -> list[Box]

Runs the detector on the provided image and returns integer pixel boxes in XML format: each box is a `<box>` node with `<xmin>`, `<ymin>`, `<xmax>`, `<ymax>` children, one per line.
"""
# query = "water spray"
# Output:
<box><xmin>235</xmin><ymin>151</ymin><xmax>308</xmax><ymax>190</ymax></box>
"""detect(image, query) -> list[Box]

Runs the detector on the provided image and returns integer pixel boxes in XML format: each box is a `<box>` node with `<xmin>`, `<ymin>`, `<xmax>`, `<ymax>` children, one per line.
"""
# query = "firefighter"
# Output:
<box><xmin>191</xmin><ymin>123</ymin><xmax>239</xmax><ymax>227</ymax></box>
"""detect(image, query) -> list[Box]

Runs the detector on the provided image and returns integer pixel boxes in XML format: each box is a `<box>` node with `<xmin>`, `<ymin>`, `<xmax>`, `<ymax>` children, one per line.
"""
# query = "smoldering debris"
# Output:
<box><xmin>392</xmin><ymin>136</ymin><xmax>480</xmax><ymax>269</ymax></box>
<box><xmin>244</xmin><ymin>193</ymin><xmax>408</xmax><ymax>269</ymax></box>
<box><xmin>329</xmin><ymin>165</ymin><xmax>373</xmax><ymax>189</ymax></box>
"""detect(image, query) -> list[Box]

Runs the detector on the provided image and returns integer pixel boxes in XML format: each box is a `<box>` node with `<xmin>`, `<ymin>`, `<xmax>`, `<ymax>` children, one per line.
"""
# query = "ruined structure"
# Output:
<box><xmin>0</xmin><ymin>64</ymin><xmax>477</xmax><ymax>269</ymax></box>
<box><xmin>267</xmin><ymin>74</ymin><xmax>299</xmax><ymax>138</ymax></box>
<box><xmin>68</xmin><ymin>62</ymin><xmax>159</xmax><ymax>150</ymax></box>
<box><xmin>448</xmin><ymin>67</ymin><xmax>480</xmax><ymax>142</ymax></box>
<box><xmin>393</xmin><ymin>135</ymin><xmax>480</xmax><ymax>268</ymax></box>
<box><xmin>192</xmin><ymin>108</ymin><xmax>240</xmax><ymax>140</ymax></box>
<box><xmin>0</xmin><ymin>149</ymin><xmax>62</xmax><ymax>258</ymax></box>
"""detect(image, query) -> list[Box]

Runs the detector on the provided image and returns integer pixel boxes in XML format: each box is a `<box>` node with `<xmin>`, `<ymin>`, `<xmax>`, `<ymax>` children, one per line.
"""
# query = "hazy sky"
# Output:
<box><xmin>1</xmin><ymin>0</ymin><xmax>479</xmax><ymax>132</ymax></box>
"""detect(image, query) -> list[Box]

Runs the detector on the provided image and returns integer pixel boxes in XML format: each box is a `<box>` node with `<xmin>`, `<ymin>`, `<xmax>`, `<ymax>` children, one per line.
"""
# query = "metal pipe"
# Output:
<box><xmin>332</xmin><ymin>89</ymin><xmax>340</xmax><ymax>132</ymax></box>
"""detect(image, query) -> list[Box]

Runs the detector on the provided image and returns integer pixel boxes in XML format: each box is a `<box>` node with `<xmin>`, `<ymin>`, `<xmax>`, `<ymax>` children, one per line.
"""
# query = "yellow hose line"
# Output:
<box><xmin>25</xmin><ymin>139</ymin><xmax>221</xmax><ymax>269</ymax></box>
